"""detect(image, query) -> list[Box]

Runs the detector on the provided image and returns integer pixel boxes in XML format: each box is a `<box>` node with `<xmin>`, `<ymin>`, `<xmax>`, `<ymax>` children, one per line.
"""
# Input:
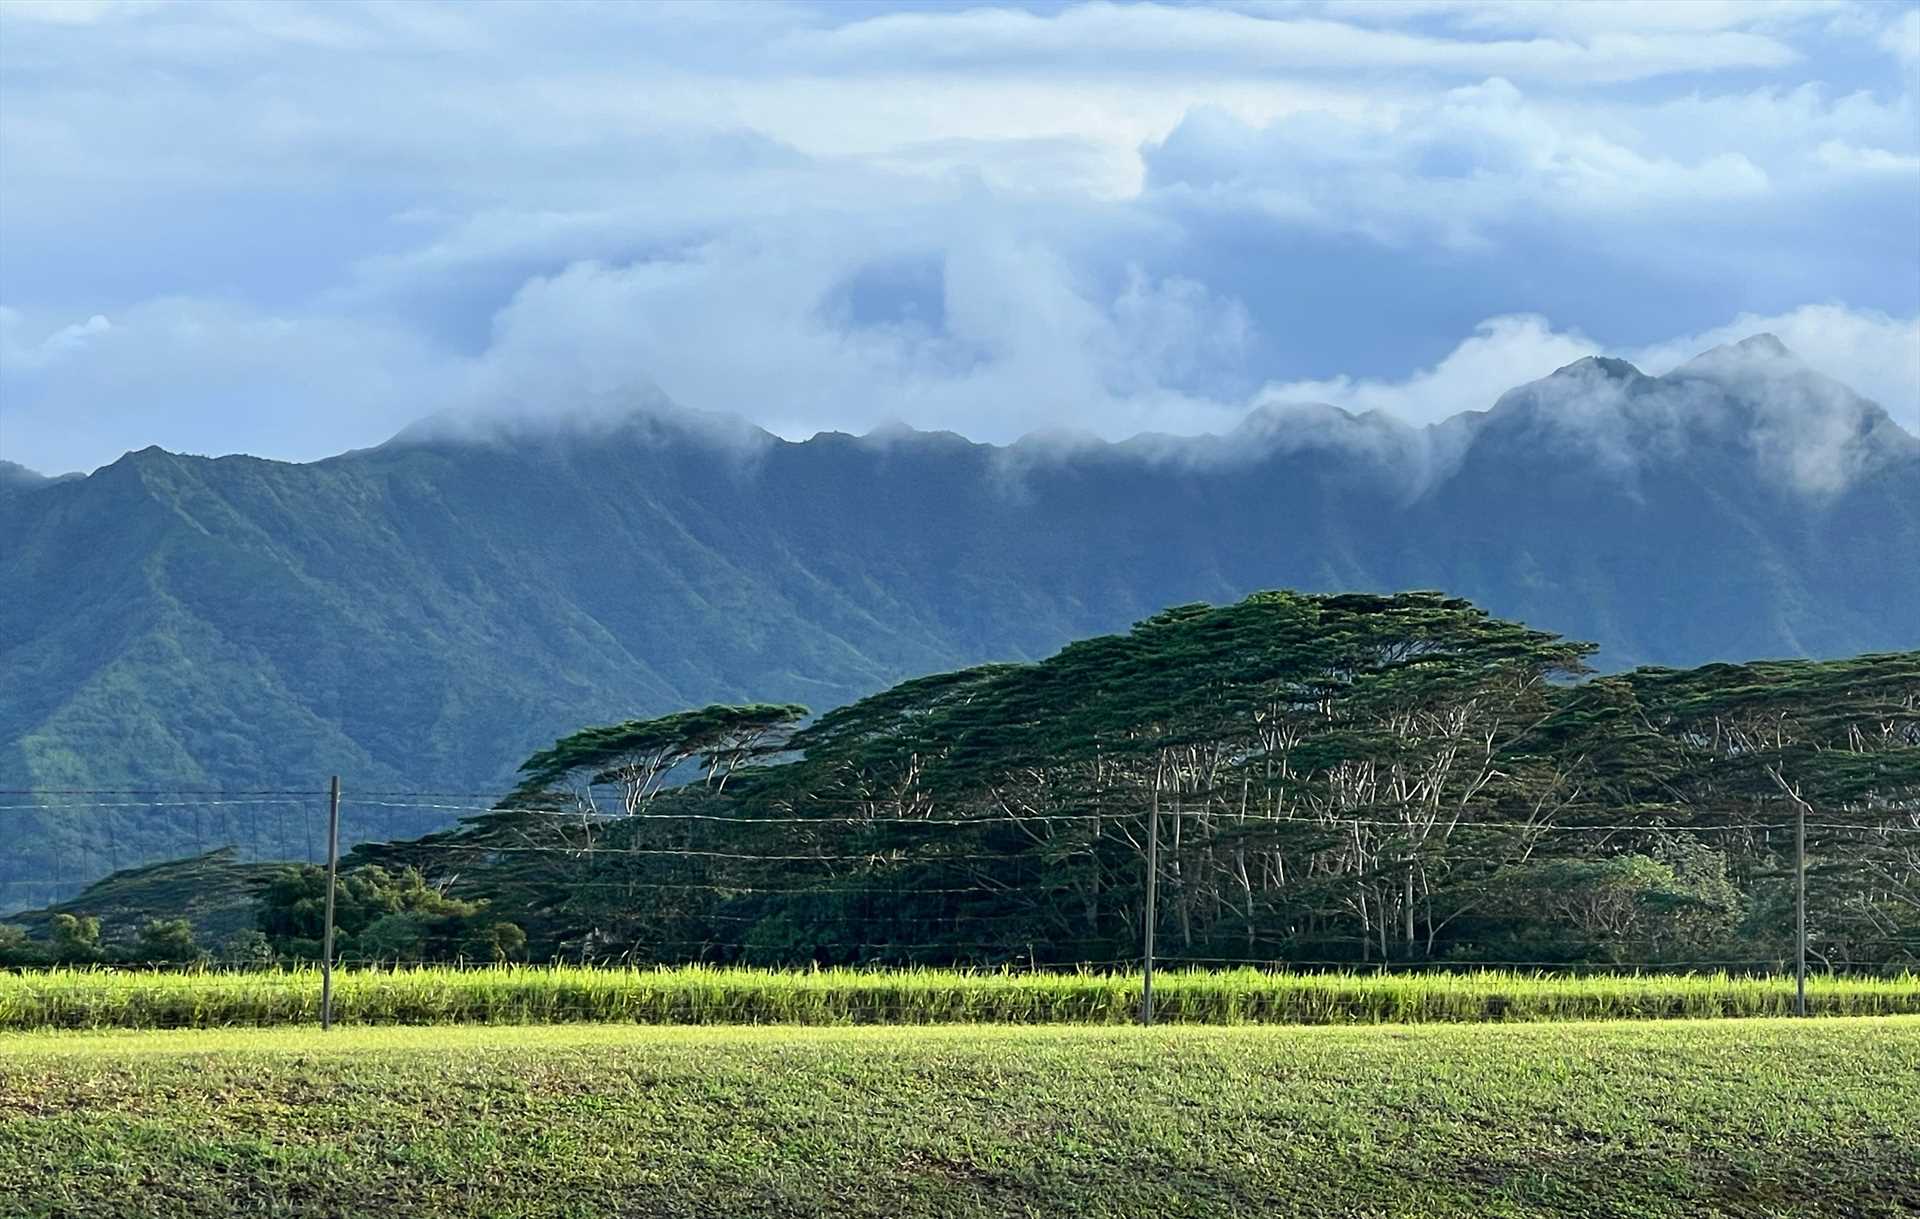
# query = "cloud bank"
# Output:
<box><xmin>0</xmin><ymin>1</ymin><xmax>1915</xmax><ymax>475</ymax></box>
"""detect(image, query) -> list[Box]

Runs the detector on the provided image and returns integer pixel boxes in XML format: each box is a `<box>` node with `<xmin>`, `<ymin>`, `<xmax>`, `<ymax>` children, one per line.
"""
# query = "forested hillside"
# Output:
<box><xmin>3</xmin><ymin>338</ymin><xmax>1916</xmax><ymax>904</ymax></box>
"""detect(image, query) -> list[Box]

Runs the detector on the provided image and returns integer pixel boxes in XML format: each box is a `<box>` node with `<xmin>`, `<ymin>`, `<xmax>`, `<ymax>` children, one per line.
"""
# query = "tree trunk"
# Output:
<box><xmin>1358</xmin><ymin>887</ymin><xmax>1371</xmax><ymax>963</ymax></box>
<box><xmin>1404</xmin><ymin>862</ymin><xmax>1416</xmax><ymax>952</ymax></box>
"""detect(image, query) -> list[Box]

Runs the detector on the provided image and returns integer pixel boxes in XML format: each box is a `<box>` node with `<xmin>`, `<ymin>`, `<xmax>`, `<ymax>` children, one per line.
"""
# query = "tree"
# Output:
<box><xmin>50</xmin><ymin>913</ymin><xmax>102</xmax><ymax>963</ymax></box>
<box><xmin>134</xmin><ymin>918</ymin><xmax>205</xmax><ymax>965</ymax></box>
<box><xmin>0</xmin><ymin>924</ymin><xmax>46</xmax><ymax>967</ymax></box>
<box><xmin>1620</xmin><ymin>653</ymin><xmax>1920</xmax><ymax>965</ymax></box>
<box><xmin>216</xmin><ymin>929</ymin><xmax>276</xmax><ymax>967</ymax></box>
<box><xmin>512</xmin><ymin>703</ymin><xmax>809</xmax><ymax>814</ymax></box>
<box><xmin>295</xmin><ymin>592</ymin><xmax>1920</xmax><ymax>972</ymax></box>
<box><xmin>358</xmin><ymin>913</ymin><xmax>432</xmax><ymax>963</ymax></box>
<box><xmin>470</xmin><ymin>921</ymin><xmax>528</xmax><ymax>963</ymax></box>
<box><xmin>256</xmin><ymin>864</ymin><xmax>515</xmax><ymax>963</ymax></box>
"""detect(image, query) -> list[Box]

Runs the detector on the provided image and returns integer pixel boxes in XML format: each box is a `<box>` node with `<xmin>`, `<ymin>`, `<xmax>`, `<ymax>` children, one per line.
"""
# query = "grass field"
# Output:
<box><xmin>2</xmin><ymin>1017</ymin><xmax>1915</xmax><ymax>1218</ymax></box>
<box><xmin>4</xmin><ymin>964</ymin><xmax>1918</xmax><ymax>1030</ymax></box>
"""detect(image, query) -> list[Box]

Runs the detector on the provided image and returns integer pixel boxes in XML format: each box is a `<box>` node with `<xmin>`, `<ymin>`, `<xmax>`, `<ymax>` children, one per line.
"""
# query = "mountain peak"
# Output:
<box><xmin>1011</xmin><ymin>425</ymin><xmax>1105</xmax><ymax>450</ymax></box>
<box><xmin>1677</xmin><ymin>332</ymin><xmax>1801</xmax><ymax>375</ymax></box>
<box><xmin>861</xmin><ymin>417</ymin><xmax>922</xmax><ymax>440</ymax></box>
<box><xmin>854</xmin><ymin>419</ymin><xmax>979</xmax><ymax>449</ymax></box>
<box><xmin>0</xmin><ymin>460</ymin><xmax>49</xmax><ymax>489</ymax></box>
<box><xmin>1732</xmin><ymin>332</ymin><xmax>1791</xmax><ymax>358</ymax></box>
<box><xmin>1486</xmin><ymin>354</ymin><xmax>1651</xmax><ymax>424</ymax></box>
<box><xmin>1551</xmin><ymin>355</ymin><xmax>1647</xmax><ymax>382</ymax></box>
<box><xmin>1234</xmin><ymin>401</ymin><xmax>1361</xmax><ymax>434</ymax></box>
<box><xmin>387</xmin><ymin>399</ymin><xmax>772</xmax><ymax>455</ymax></box>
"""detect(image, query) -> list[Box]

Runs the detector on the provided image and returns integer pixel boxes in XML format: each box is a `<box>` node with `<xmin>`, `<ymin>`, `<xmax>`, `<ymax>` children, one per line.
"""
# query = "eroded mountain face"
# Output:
<box><xmin>2</xmin><ymin>337</ymin><xmax>1915</xmax><ymax>895</ymax></box>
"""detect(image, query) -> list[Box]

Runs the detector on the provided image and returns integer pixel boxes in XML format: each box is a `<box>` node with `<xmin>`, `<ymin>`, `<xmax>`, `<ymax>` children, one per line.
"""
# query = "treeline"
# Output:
<box><xmin>0</xmin><ymin>915</ymin><xmax>222</xmax><ymax>967</ymax></box>
<box><xmin>326</xmin><ymin>591</ymin><xmax>1918</xmax><ymax>970</ymax></box>
<box><xmin>9</xmin><ymin>591</ymin><xmax>1918</xmax><ymax>971</ymax></box>
<box><xmin>0</xmin><ymin>862</ymin><xmax>525</xmax><ymax>968</ymax></box>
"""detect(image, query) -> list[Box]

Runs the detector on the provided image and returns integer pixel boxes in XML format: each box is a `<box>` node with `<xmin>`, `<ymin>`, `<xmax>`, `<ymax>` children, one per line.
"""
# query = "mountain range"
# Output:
<box><xmin>3</xmin><ymin>335</ymin><xmax>1917</xmax><ymax>902</ymax></box>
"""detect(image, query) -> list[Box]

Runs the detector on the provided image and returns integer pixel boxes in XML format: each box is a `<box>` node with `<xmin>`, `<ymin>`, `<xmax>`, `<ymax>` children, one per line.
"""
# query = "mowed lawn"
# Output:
<box><xmin>3</xmin><ymin>1019</ymin><xmax>1916</xmax><ymax>1219</ymax></box>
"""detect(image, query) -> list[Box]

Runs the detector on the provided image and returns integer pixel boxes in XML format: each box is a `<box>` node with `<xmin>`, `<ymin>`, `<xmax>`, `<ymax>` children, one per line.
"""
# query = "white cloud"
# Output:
<box><xmin>1143</xmin><ymin>79</ymin><xmax>1776</xmax><ymax>247</ymax></box>
<box><xmin>1248</xmin><ymin>304</ymin><xmax>1919</xmax><ymax>436</ymax></box>
<box><xmin>5</xmin><ymin>275</ymin><xmax>1912</xmax><ymax>499</ymax></box>
<box><xmin>0</xmin><ymin>1</ymin><xmax>1916</xmax><ymax>478</ymax></box>
<box><xmin>465</xmin><ymin>231</ymin><xmax>1252</xmax><ymax>445</ymax></box>
<box><xmin>0</xmin><ymin>0</ymin><xmax>157</xmax><ymax>26</ymax></box>
<box><xmin>0</xmin><ymin>1</ymin><xmax>1846</xmax><ymax>218</ymax></box>
<box><xmin>1309</xmin><ymin>0</ymin><xmax>1860</xmax><ymax>37</ymax></box>
<box><xmin>0</xmin><ymin>309</ymin><xmax>113</xmax><ymax>369</ymax></box>
<box><xmin>1247</xmin><ymin>303</ymin><xmax>1918</xmax><ymax>495</ymax></box>
<box><xmin>780</xmin><ymin>3</ymin><xmax>1799</xmax><ymax>83</ymax></box>
<box><xmin>1253</xmin><ymin>314</ymin><xmax>1600</xmax><ymax>423</ymax></box>
<box><xmin>1814</xmin><ymin>139</ymin><xmax>1920</xmax><ymax>173</ymax></box>
<box><xmin>1573</xmin><ymin>83</ymin><xmax>1916</xmax><ymax>171</ymax></box>
<box><xmin>1881</xmin><ymin>8</ymin><xmax>1920</xmax><ymax>66</ymax></box>
<box><xmin>1629</xmin><ymin>304</ymin><xmax>1920</xmax><ymax>429</ymax></box>
<box><xmin>0</xmin><ymin>299</ymin><xmax>456</xmax><ymax>473</ymax></box>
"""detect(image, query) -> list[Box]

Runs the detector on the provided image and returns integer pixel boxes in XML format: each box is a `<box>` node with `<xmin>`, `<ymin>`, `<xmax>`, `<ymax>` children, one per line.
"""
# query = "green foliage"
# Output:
<box><xmin>0</xmin><ymin>925</ymin><xmax>44</xmax><ymax>967</ymax></box>
<box><xmin>133</xmin><ymin>918</ymin><xmax>204</xmax><ymax>965</ymax></box>
<box><xmin>49</xmin><ymin>914</ymin><xmax>101</xmax><ymax>964</ymax></box>
<box><xmin>474</xmin><ymin>922</ymin><xmax>528</xmax><ymax>964</ymax></box>
<box><xmin>2</xmin><ymin>849</ymin><xmax>285</xmax><ymax>952</ymax></box>
<box><xmin>215</xmin><ymin>929</ymin><xmax>276</xmax><ymax>967</ymax></box>
<box><xmin>513</xmin><ymin>703</ymin><xmax>809</xmax><ymax>813</ymax></box>
<box><xmin>255</xmin><ymin>864</ymin><xmax>523</xmax><ymax>965</ymax></box>
<box><xmin>356</xmin><ymin>913</ymin><xmax>433</xmax><ymax>963</ymax></box>
<box><xmin>1480</xmin><ymin>844</ymin><xmax>1744</xmax><ymax>963</ymax></box>
<box><xmin>320</xmin><ymin>596</ymin><xmax>1920</xmax><ymax>972</ymax></box>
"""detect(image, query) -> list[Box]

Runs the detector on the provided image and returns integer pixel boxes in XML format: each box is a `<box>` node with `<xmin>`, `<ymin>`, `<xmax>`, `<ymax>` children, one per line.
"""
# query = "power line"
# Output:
<box><xmin>373</xmin><ymin>841</ymin><xmax>1081</xmax><ymax>862</ymax></box>
<box><xmin>0</xmin><ymin>799</ymin><xmax>322</xmax><ymax>811</ymax></box>
<box><xmin>0</xmin><ymin>789</ymin><xmax>326</xmax><ymax>797</ymax></box>
<box><xmin>345</xmin><ymin>798</ymin><xmax>1920</xmax><ymax>833</ymax></box>
<box><xmin>10</xmin><ymin>794</ymin><xmax>1918</xmax><ymax>834</ymax></box>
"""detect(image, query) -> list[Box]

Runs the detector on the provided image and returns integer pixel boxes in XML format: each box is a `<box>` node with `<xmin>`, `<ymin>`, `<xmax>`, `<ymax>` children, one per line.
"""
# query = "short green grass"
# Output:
<box><xmin>1</xmin><ymin>1018</ymin><xmax>1915</xmax><ymax>1218</ymax></box>
<box><xmin>5</xmin><ymin>964</ymin><xmax>1917</xmax><ymax>1030</ymax></box>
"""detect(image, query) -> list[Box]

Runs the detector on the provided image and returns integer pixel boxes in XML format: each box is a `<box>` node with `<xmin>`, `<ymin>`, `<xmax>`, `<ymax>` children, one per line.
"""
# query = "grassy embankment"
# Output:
<box><xmin>2</xmin><ymin>1018</ymin><xmax>1915</xmax><ymax>1218</ymax></box>
<box><xmin>2</xmin><ymin>964</ymin><xmax>1917</xmax><ymax>1030</ymax></box>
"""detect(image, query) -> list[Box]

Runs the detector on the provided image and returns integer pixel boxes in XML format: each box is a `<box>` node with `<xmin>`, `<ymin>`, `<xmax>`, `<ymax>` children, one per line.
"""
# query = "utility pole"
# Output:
<box><xmin>1141</xmin><ymin>783</ymin><xmax>1159</xmax><ymax>1026</ymax></box>
<box><xmin>321</xmin><ymin>776</ymin><xmax>341</xmax><ymax>1031</ymax></box>
<box><xmin>1795</xmin><ymin>799</ymin><xmax>1807</xmax><ymax>1018</ymax></box>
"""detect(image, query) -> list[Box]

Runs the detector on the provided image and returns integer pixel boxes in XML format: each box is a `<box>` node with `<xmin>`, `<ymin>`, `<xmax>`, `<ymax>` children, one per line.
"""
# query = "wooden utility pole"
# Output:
<box><xmin>321</xmin><ymin>776</ymin><xmax>341</xmax><ymax>1031</ymax></box>
<box><xmin>1141</xmin><ymin>781</ymin><xmax>1160</xmax><ymax>1026</ymax></box>
<box><xmin>1795</xmin><ymin>800</ymin><xmax>1807</xmax><ymax>1018</ymax></box>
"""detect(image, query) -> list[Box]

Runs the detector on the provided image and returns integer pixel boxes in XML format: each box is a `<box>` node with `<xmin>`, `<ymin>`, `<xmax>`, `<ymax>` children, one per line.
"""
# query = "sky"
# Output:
<box><xmin>1</xmin><ymin>0</ymin><xmax>1917</xmax><ymax>475</ymax></box>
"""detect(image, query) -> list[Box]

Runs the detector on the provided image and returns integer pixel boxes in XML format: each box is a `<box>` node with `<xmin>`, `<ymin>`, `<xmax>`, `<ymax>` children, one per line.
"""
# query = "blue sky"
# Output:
<box><xmin>1</xmin><ymin>0</ymin><xmax>1916</xmax><ymax>474</ymax></box>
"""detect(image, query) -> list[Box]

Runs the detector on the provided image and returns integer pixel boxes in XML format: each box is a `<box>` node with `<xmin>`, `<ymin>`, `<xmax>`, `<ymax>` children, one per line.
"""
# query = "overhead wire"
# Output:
<box><xmin>7</xmin><ymin>792</ymin><xmax>1918</xmax><ymax>835</ymax></box>
<box><xmin>8</xmin><ymin>782</ymin><xmax>1918</xmax><ymax>974</ymax></box>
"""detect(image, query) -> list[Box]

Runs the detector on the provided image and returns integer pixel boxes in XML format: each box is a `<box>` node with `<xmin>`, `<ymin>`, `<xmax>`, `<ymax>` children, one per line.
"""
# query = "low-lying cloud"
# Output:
<box><xmin>1254</xmin><ymin>305</ymin><xmax>1920</xmax><ymax>430</ymax></box>
<box><xmin>1</xmin><ymin>2</ymin><xmax>1916</xmax><ymax>478</ymax></box>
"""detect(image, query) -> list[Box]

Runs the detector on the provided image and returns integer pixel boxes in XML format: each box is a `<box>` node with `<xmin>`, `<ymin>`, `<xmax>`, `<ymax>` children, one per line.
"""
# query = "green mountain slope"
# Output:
<box><xmin>3</xmin><ymin>338</ymin><xmax>1917</xmax><ymax>904</ymax></box>
<box><xmin>3</xmin><ymin>848</ymin><xmax>278</xmax><ymax>949</ymax></box>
